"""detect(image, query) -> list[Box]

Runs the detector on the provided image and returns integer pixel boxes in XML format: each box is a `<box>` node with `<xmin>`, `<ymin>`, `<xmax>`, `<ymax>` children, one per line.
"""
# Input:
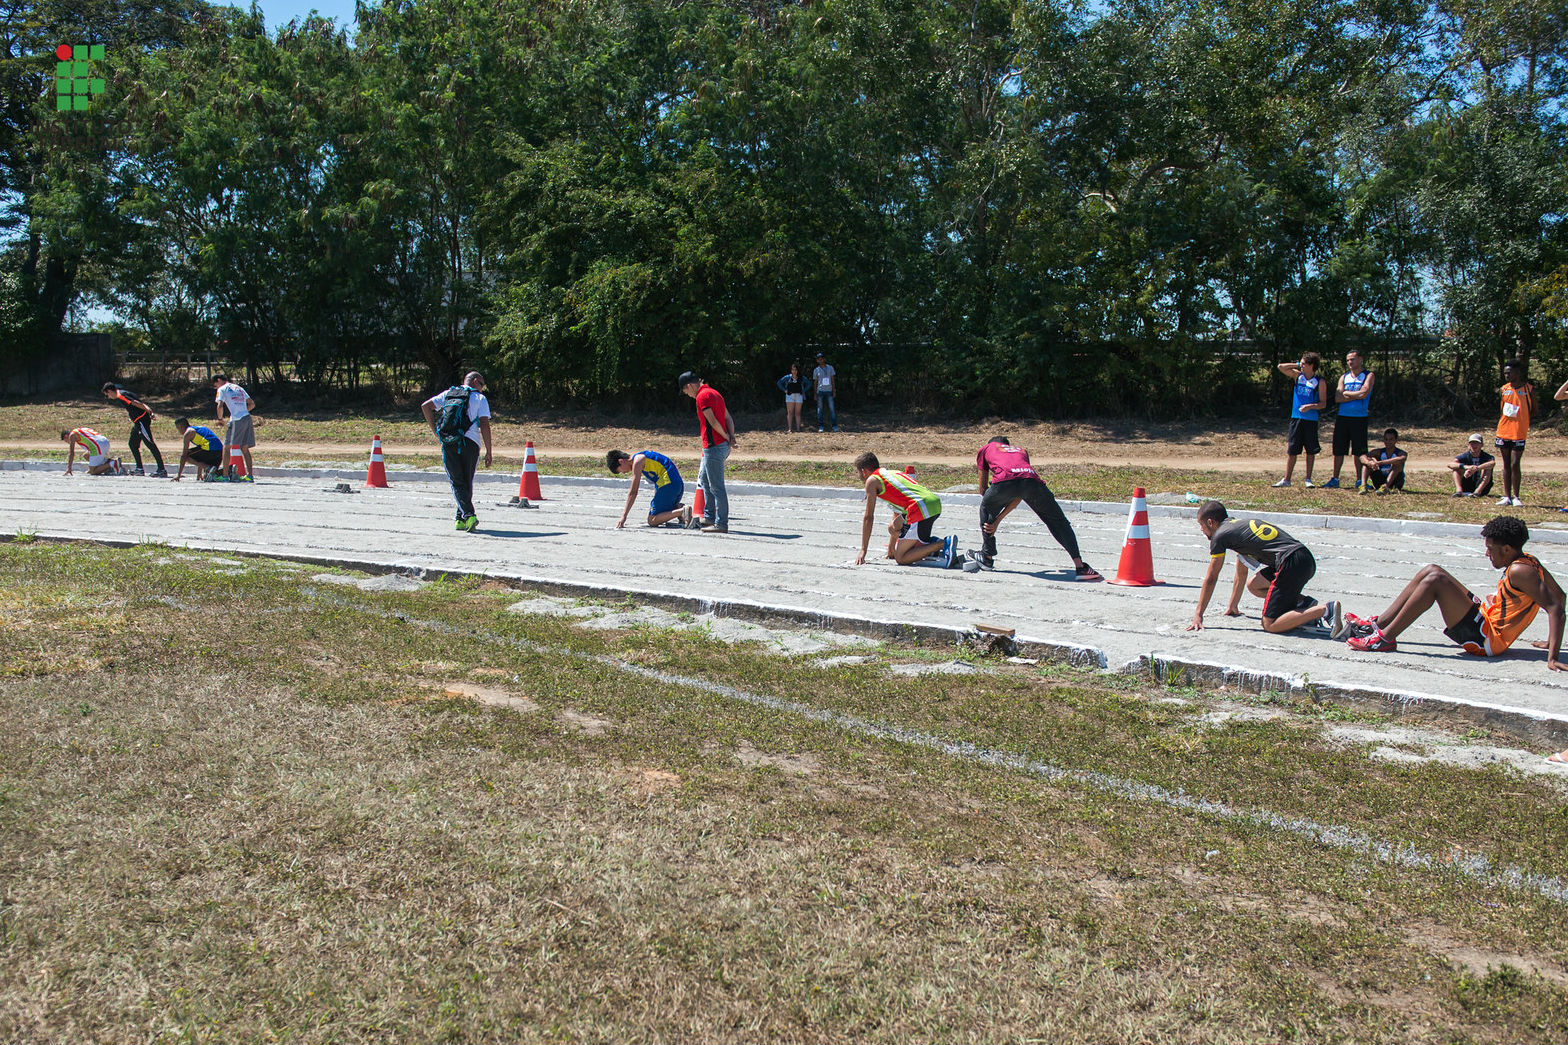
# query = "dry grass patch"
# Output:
<box><xmin>1</xmin><ymin>543</ymin><xmax>1567</xmax><ymax>1041</ymax></box>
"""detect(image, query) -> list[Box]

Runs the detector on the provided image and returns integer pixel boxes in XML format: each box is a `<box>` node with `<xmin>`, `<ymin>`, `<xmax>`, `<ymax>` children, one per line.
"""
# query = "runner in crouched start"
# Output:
<box><xmin>61</xmin><ymin>426</ymin><xmax>120</xmax><ymax>475</ymax></box>
<box><xmin>1188</xmin><ymin>500</ymin><xmax>1347</xmax><ymax>636</ymax></box>
<box><xmin>1344</xmin><ymin>515</ymin><xmax>1565</xmax><ymax>669</ymax></box>
<box><xmin>170</xmin><ymin>417</ymin><xmax>225</xmax><ymax>481</ymax></box>
<box><xmin>608</xmin><ymin>449</ymin><xmax>692</xmax><ymax>529</ymax></box>
<box><xmin>852</xmin><ymin>452</ymin><xmax>960</xmax><ymax>568</ymax></box>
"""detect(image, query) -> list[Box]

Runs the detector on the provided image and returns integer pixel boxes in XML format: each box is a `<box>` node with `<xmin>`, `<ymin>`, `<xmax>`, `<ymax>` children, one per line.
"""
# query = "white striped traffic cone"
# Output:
<box><xmin>365</xmin><ymin>435</ymin><xmax>389</xmax><ymax>487</ymax></box>
<box><xmin>1107</xmin><ymin>486</ymin><xmax>1163</xmax><ymax>586</ymax></box>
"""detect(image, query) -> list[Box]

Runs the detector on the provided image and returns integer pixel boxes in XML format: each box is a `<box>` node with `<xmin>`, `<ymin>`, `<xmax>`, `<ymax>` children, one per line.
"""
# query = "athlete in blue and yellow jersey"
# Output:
<box><xmin>171</xmin><ymin>416</ymin><xmax>225</xmax><ymax>481</ymax></box>
<box><xmin>607</xmin><ymin>449</ymin><xmax>691</xmax><ymax>529</ymax></box>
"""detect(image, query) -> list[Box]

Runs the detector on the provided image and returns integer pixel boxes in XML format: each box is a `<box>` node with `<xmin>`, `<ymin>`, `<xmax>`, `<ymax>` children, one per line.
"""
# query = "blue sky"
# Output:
<box><xmin>234</xmin><ymin>0</ymin><xmax>362</xmax><ymax>36</ymax></box>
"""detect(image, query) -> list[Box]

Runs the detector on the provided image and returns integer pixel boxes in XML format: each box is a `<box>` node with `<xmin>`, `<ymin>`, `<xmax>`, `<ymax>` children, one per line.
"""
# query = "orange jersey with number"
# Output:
<box><xmin>1480</xmin><ymin>553</ymin><xmax>1544</xmax><ymax>652</ymax></box>
<box><xmin>1497</xmin><ymin>383</ymin><xmax>1532</xmax><ymax>442</ymax></box>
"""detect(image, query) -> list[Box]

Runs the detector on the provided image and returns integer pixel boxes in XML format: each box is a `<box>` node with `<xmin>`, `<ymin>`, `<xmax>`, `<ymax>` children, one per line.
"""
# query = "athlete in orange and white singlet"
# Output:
<box><xmin>851</xmin><ymin>451</ymin><xmax>959</xmax><ymax>568</ymax></box>
<box><xmin>61</xmin><ymin>426</ymin><xmax>118</xmax><ymax>476</ymax></box>
<box><xmin>1344</xmin><ymin>515</ymin><xmax>1565</xmax><ymax>668</ymax></box>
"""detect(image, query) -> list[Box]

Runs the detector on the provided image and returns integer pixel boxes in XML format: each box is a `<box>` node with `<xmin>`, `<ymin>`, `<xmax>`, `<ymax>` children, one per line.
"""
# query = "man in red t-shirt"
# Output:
<box><xmin>679</xmin><ymin>371</ymin><xmax>737</xmax><ymax>533</ymax></box>
<box><xmin>973</xmin><ymin>436</ymin><xmax>1101</xmax><ymax>579</ymax></box>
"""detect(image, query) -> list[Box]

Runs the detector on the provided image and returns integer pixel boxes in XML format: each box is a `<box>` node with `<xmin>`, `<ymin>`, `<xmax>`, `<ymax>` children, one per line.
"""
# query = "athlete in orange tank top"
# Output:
<box><xmin>1343</xmin><ymin>515</ymin><xmax>1565</xmax><ymax>668</ymax></box>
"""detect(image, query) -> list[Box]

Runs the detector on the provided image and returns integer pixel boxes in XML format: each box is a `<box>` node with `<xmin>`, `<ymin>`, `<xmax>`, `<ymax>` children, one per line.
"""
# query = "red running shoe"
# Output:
<box><xmin>1347</xmin><ymin>629</ymin><xmax>1397</xmax><ymax>652</ymax></box>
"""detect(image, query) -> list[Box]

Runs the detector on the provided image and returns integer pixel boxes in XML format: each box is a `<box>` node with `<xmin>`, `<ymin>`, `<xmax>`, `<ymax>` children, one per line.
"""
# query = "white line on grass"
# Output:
<box><xmin>304</xmin><ymin>587</ymin><xmax>1568</xmax><ymax>906</ymax></box>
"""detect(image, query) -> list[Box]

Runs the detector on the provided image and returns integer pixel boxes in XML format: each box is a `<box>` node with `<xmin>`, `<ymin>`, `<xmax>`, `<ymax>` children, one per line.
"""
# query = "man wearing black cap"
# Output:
<box><xmin>679</xmin><ymin>371</ymin><xmax>735</xmax><ymax>533</ymax></box>
<box><xmin>812</xmin><ymin>352</ymin><xmax>837</xmax><ymax>432</ymax></box>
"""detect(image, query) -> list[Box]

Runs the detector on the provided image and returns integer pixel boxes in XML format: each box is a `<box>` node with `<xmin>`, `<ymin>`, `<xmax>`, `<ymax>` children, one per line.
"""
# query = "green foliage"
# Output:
<box><xmin>0</xmin><ymin>0</ymin><xmax>1563</xmax><ymax>412</ymax></box>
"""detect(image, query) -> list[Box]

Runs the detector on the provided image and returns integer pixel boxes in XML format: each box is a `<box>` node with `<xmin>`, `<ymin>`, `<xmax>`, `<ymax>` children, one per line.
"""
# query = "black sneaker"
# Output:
<box><xmin>132</xmin><ymin>467</ymin><xmax>146</xmax><ymax>476</ymax></box>
<box><xmin>152</xmin><ymin>468</ymin><xmax>168</xmax><ymax>478</ymax></box>
<box><xmin>967</xmin><ymin>550</ymin><xmax>995</xmax><ymax>571</ymax></box>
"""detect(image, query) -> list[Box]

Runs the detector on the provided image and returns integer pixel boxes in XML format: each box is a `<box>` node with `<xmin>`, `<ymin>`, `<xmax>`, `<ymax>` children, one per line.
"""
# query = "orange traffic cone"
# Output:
<box><xmin>1107</xmin><ymin>487</ymin><xmax>1164</xmax><ymax>586</ymax></box>
<box><xmin>228</xmin><ymin>442</ymin><xmax>247</xmax><ymax>480</ymax></box>
<box><xmin>692</xmin><ymin>485</ymin><xmax>706</xmax><ymax>521</ymax></box>
<box><xmin>517</xmin><ymin>441</ymin><xmax>545</xmax><ymax>501</ymax></box>
<box><xmin>365</xmin><ymin>435</ymin><xmax>389</xmax><ymax>488</ymax></box>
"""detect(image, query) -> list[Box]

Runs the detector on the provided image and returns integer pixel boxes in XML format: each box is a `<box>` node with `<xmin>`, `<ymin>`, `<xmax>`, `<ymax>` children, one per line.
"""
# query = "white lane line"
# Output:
<box><xmin>303</xmin><ymin>588</ymin><xmax>1568</xmax><ymax>906</ymax></box>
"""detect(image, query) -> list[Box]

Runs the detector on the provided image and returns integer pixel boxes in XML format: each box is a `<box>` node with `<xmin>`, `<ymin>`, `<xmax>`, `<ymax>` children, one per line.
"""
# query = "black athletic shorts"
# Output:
<box><xmin>188</xmin><ymin>448</ymin><xmax>222</xmax><ymax>468</ymax></box>
<box><xmin>1287</xmin><ymin>419</ymin><xmax>1321</xmax><ymax>456</ymax></box>
<box><xmin>1367</xmin><ymin>468</ymin><xmax>1405</xmax><ymax>490</ymax></box>
<box><xmin>1458</xmin><ymin>470</ymin><xmax>1493</xmax><ymax>495</ymax></box>
<box><xmin>1262</xmin><ymin>547</ymin><xmax>1316</xmax><ymax>621</ymax></box>
<box><xmin>1441</xmin><ymin>597</ymin><xmax>1487</xmax><ymax>655</ymax></box>
<box><xmin>899</xmin><ymin>516</ymin><xmax>937</xmax><ymax>544</ymax></box>
<box><xmin>1332</xmin><ymin>416</ymin><xmax>1369</xmax><ymax>458</ymax></box>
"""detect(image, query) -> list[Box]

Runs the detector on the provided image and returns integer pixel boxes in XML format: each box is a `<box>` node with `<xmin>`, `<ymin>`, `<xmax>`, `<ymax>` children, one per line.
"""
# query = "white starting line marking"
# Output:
<box><xmin>303</xmin><ymin>587</ymin><xmax>1568</xmax><ymax>907</ymax></box>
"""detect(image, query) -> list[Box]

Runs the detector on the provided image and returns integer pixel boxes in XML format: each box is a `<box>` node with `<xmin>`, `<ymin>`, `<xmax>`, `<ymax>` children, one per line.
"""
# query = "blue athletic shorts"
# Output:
<box><xmin>648</xmin><ymin>480</ymin><xmax>683</xmax><ymax>518</ymax></box>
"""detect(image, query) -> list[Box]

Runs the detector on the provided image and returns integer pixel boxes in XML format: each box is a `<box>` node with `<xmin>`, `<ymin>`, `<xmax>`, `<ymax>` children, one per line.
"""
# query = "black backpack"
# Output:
<box><xmin>435</xmin><ymin>385</ymin><xmax>472</xmax><ymax>445</ymax></box>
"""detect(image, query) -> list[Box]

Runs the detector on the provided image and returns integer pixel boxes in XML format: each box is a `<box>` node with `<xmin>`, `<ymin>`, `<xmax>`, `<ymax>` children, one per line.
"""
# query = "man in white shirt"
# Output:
<box><xmin>212</xmin><ymin>374</ymin><xmax>256</xmax><ymax>481</ymax></box>
<box><xmin>421</xmin><ymin>371</ymin><xmax>493</xmax><ymax>532</ymax></box>
<box><xmin>812</xmin><ymin>351</ymin><xmax>838</xmax><ymax>432</ymax></box>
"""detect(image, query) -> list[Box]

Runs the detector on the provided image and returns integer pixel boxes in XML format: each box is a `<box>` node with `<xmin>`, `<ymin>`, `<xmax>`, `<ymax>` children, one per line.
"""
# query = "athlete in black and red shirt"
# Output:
<box><xmin>101</xmin><ymin>382</ymin><xmax>166</xmax><ymax>476</ymax></box>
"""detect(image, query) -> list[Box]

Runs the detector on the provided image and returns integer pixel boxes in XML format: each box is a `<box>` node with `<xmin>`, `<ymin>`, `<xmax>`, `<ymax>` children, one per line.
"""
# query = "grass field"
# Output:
<box><xmin>3</xmin><ymin>541</ymin><xmax>1567</xmax><ymax>1041</ymax></box>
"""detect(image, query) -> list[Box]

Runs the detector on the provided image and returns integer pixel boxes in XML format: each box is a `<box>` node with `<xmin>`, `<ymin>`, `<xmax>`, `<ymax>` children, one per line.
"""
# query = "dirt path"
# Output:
<box><xmin>7</xmin><ymin>438</ymin><xmax>1568</xmax><ymax>474</ymax></box>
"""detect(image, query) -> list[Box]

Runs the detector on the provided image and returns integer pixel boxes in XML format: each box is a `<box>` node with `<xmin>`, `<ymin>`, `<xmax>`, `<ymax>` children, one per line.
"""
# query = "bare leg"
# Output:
<box><xmin>893</xmin><ymin>538</ymin><xmax>945</xmax><ymax>565</ymax></box>
<box><xmin>1283</xmin><ymin>453</ymin><xmax>1298</xmax><ymax>482</ymax></box>
<box><xmin>1262</xmin><ymin>603</ymin><xmax>1326</xmax><ymax>633</ymax></box>
<box><xmin>1303</xmin><ymin>452</ymin><xmax>1316</xmax><ymax>483</ymax></box>
<box><xmin>649</xmin><ymin>506</ymin><xmax>685</xmax><ymax>526</ymax></box>
<box><xmin>1372</xmin><ymin>564</ymin><xmax>1475</xmax><ymax>640</ymax></box>
<box><xmin>1331</xmin><ymin>454</ymin><xmax>1345</xmax><ymax>481</ymax></box>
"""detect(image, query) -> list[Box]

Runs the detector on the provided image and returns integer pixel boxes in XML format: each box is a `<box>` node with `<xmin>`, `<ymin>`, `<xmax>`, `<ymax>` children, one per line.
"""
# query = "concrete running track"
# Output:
<box><xmin>5</xmin><ymin>461</ymin><xmax>1568</xmax><ymax>747</ymax></box>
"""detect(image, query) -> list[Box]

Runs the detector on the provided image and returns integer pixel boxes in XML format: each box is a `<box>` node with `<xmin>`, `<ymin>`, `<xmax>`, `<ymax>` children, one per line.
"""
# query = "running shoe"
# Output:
<box><xmin>153</xmin><ymin>468</ymin><xmax>168</xmax><ymax>478</ymax></box>
<box><xmin>1272</xmin><ymin>478</ymin><xmax>1291</xmax><ymax>488</ymax></box>
<box><xmin>1303</xmin><ymin>478</ymin><xmax>1315</xmax><ymax>488</ymax></box>
<box><xmin>1347</xmin><ymin>629</ymin><xmax>1397</xmax><ymax>652</ymax></box>
<box><xmin>680</xmin><ymin>504</ymin><xmax>693</xmax><ymax>529</ymax></box>
<box><xmin>1323</xmin><ymin>599</ymin><xmax>1348</xmax><ymax>639</ymax></box>
<box><xmin>938</xmin><ymin>535</ymin><xmax>958</xmax><ymax>568</ymax></box>
<box><xmin>239</xmin><ymin>475</ymin><xmax>254</xmax><ymax>483</ymax></box>
<box><xmin>464</xmin><ymin>515</ymin><xmax>479</xmax><ymax>531</ymax></box>
<box><xmin>454</xmin><ymin>517</ymin><xmax>468</xmax><ymax>530</ymax></box>
<box><xmin>1322</xmin><ymin>477</ymin><xmax>1340</xmax><ymax>488</ymax></box>
<box><xmin>1359</xmin><ymin>486</ymin><xmax>1370</xmax><ymax>495</ymax></box>
<box><xmin>132</xmin><ymin>467</ymin><xmax>145</xmax><ymax>476</ymax></box>
<box><xmin>1512</xmin><ymin>497</ymin><xmax>1524</xmax><ymax>507</ymax></box>
<box><xmin>968</xmin><ymin>550</ymin><xmax>995</xmax><ymax>571</ymax></box>
<box><xmin>1498</xmin><ymin>496</ymin><xmax>1513</xmax><ymax>506</ymax></box>
<box><xmin>1075</xmin><ymin>562</ymin><xmax>1104</xmax><ymax>581</ymax></box>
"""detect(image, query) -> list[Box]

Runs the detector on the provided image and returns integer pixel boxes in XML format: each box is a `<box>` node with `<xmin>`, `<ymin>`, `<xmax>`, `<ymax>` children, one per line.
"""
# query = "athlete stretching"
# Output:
<box><xmin>101</xmin><ymin>382</ymin><xmax>166</xmax><ymax>476</ymax></box>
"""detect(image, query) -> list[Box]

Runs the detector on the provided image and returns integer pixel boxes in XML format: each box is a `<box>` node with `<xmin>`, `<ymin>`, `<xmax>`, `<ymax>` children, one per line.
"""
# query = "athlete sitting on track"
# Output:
<box><xmin>61</xmin><ymin>426</ymin><xmax>121</xmax><ymax>476</ymax></box>
<box><xmin>607</xmin><ymin>449</ymin><xmax>692</xmax><ymax>529</ymax></box>
<box><xmin>1344</xmin><ymin>515</ymin><xmax>1565</xmax><ymax>669</ymax></box>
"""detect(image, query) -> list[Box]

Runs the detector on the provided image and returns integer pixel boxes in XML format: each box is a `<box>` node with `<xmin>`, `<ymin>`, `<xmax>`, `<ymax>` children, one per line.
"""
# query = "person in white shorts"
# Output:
<box><xmin>212</xmin><ymin>374</ymin><xmax>256</xmax><ymax>480</ymax></box>
<box><xmin>61</xmin><ymin>426</ymin><xmax>120</xmax><ymax>475</ymax></box>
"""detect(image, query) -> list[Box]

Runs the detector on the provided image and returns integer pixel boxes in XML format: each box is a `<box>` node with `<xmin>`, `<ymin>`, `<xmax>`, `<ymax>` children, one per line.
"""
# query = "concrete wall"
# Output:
<box><xmin>0</xmin><ymin>334</ymin><xmax>114</xmax><ymax>396</ymax></box>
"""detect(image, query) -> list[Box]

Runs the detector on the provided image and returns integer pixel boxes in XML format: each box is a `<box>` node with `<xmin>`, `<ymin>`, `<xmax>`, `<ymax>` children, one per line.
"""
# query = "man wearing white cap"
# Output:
<box><xmin>1448</xmin><ymin>434</ymin><xmax>1495</xmax><ymax>498</ymax></box>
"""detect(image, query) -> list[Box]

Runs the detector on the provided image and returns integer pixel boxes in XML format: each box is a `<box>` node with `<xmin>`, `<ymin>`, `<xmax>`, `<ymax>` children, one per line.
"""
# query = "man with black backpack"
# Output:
<box><xmin>421</xmin><ymin>371</ymin><xmax>493</xmax><ymax>532</ymax></box>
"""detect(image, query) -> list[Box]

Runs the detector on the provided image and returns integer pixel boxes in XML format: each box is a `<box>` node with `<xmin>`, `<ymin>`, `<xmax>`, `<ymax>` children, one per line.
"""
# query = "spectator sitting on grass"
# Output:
<box><xmin>1449</xmin><ymin>434</ymin><xmax>1494</xmax><ymax>499</ymax></box>
<box><xmin>1359</xmin><ymin>428</ymin><xmax>1407</xmax><ymax>495</ymax></box>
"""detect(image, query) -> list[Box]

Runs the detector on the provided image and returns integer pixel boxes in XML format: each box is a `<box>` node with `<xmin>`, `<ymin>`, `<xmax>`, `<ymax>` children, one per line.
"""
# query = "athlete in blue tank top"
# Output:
<box><xmin>607</xmin><ymin>449</ymin><xmax>690</xmax><ymax>528</ymax></box>
<box><xmin>1274</xmin><ymin>353</ymin><xmax>1327</xmax><ymax>487</ymax></box>
<box><xmin>1328</xmin><ymin>349</ymin><xmax>1375</xmax><ymax>488</ymax></box>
